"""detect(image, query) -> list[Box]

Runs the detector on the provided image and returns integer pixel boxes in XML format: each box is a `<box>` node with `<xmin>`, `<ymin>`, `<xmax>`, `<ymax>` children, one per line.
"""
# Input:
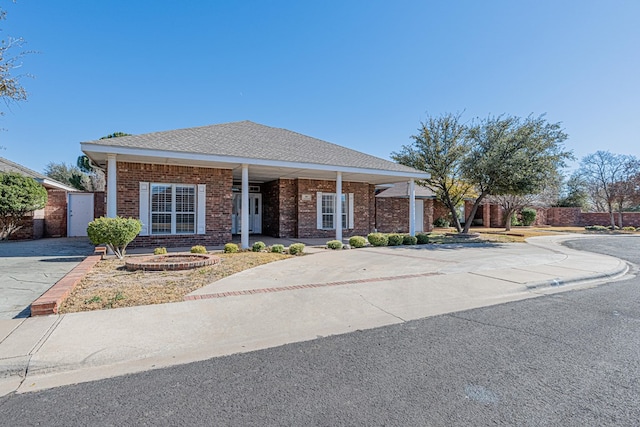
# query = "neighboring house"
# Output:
<box><xmin>376</xmin><ymin>182</ymin><xmax>437</xmax><ymax>233</ymax></box>
<box><xmin>80</xmin><ymin>121</ymin><xmax>428</xmax><ymax>248</ymax></box>
<box><xmin>0</xmin><ymin>157</ymin><xmax>78</xmax><ymax>239</ymax></box>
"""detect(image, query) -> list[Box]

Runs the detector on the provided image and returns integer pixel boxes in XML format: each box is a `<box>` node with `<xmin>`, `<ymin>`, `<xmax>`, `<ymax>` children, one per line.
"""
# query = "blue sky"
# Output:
<box><xmin>1</xmin><ymin>1</ymin><xmax>638</xmax><ymax>174</ymax></box>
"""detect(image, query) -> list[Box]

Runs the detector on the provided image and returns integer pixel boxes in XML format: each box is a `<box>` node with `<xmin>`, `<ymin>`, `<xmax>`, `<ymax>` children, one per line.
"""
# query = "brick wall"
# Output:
<box><xmin>94</xmin><ymin>191</ymin><xmax>106</xmax><ymax>218</ymax></box>
<box><xmin>44</xmin><ymin>189</ymin><xmax>68</xmax><ymax>237</ymax></box>
<box><xmin>296</xmin><ymin>179</ymin><xmax>374</xmax><ymax>238</ymax></box>
<box><xmin>375</xmin><ymin>198</ymin><xmax>433</xmax><ymax>233</ymax></box>
<box><xmin>114</xmin><ymin>162</ymin><xmax>233</xmax><ymax>248</ymax></box>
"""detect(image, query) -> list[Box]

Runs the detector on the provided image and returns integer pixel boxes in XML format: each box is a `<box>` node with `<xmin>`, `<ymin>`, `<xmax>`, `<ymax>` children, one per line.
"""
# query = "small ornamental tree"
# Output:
<box><xmin>86</xmin><ymin>216</ymin><xmax>142</xmax><ymax>259</ymax></box>
<box><xmin>0</xmin><ymin>173</ymin><xmax>48</xmax><ymax>240</ymax></box>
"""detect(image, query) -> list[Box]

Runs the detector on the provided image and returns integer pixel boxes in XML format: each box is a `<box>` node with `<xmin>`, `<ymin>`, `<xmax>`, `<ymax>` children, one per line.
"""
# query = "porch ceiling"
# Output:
<box><xmin>83</xmin><ymin>149</ymin><xmax>428</xmax><ymax>185</ymax></box>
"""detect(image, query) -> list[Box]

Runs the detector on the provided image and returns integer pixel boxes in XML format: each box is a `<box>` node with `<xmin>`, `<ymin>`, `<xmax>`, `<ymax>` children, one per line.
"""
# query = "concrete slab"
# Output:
<box><xmin>0</xmin><ymin>316</ymin><xmax>59</xmax><ymax>359</ymax></box>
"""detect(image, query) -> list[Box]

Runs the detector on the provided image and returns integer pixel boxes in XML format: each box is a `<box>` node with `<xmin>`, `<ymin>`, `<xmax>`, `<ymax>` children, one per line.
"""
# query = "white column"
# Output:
<box><xmin>107</xmin><ymin>154</ymin><xmax>117</xmax><ymax>218</ymax></box>
<box><xmin>409</xmin><ymin>178</ymin><xmax>416</xmax><ymax>236</ymax></box>
<box><xmin>241</xmin><ymin>164</ymin><xmax>249</xmax><ymax>249</ymax></box>
<box><xmin>335</xmin><ymin>171</ymin><xmax>342</xmax><ymax>242</ymax></box>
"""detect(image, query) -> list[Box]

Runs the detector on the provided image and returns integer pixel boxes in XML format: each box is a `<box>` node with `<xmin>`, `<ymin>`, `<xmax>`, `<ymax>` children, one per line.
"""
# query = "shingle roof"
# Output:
<box><xmin>376</xmin><ymin>181</ymin><xmax>436</xmax><ymax>198</ymax></box>
<box><xmin>0</xmin><ymin>157</ymin><xmax>75</xmax><ymax>191</ymax></box>
<box><xmin>84</xmin><ymin>120</ymin><xmax>419</xmax><ymax>174</ymax></box>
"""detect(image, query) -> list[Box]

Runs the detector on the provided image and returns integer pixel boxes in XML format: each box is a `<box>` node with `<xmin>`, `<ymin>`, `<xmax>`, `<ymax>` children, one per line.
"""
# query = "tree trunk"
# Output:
<box><xmin>504</xmin><ymin>209</ymin><xmax>515</xmax><ymax>232</ymax></box>
<box><xmin>462</xmin><ymin>193</ymin><xmax>487</xmax><ymax>234</ymax></box>
<box><xmin>618</xmin><ymin>210</ymin><xmax>623</xmax><ymax>228</ymax></box>
<box><xmin>608</xmin><ymin>204</ymin><xmax>615</xmax><ymax>228</ymax></box>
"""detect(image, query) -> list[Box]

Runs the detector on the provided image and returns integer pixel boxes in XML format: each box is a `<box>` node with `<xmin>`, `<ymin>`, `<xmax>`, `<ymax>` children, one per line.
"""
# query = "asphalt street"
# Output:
<box><xmin>0</xmin><ymin>236</ymin><xmax>638</xmax><ymax>426</ymax></box>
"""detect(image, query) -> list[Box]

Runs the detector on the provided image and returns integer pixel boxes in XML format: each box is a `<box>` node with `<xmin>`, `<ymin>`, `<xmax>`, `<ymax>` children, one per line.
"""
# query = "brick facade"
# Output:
<box><xmin>114</xmin><ymin>162</ymin><xmax>233</xmax><ymax>248</ymax></box>
<box><xmin>374</xmin><ymin>198</ymin><xmax>434</xmax><ymax>233</ymax></box>
<box><xmin>9</xmin><ymin>187</ymin><xmax>68</xmax><ymax>240</ymax></box>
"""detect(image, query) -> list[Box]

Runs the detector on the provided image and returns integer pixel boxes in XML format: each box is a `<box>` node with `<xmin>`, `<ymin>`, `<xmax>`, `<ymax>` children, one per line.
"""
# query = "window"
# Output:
<box><xmin>150</xmin><ymin>184</ymin><xmax>196</xmax><ymax>234</ymax></box>
<box><xmin>317</xmin><ymin>192</ymin><xmax>353</xmax><ymax>230</ymax></box>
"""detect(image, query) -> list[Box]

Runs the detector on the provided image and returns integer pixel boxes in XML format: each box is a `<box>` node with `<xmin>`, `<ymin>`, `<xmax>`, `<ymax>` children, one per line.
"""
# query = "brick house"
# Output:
<box><xmin>0</xmin><ymin>157</ymin><xmax>78</xmax><ymax>239</ymax></box>
<box><xmin>81</xmin><ymin>121</ymin><xmax>428</xmax><ymax>248</ymax></box>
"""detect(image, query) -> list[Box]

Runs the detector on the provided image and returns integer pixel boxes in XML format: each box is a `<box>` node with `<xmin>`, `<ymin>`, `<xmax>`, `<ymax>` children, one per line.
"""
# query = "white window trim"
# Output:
<box><xmin>316</xmin><ymin>192</ymin><xmax>354</xmax><ymax>230</ymax></box>
<box><xmin>139</xmin><ymin>182</ymin><xmax>206</xmax><ymax>236</ymax></box>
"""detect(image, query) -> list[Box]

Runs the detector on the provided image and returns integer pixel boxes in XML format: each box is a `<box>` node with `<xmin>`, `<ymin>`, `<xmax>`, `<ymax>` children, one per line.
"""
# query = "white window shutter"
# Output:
<box><xmin>348</xmin><ymin>193</ymin><xmax>354</xmax><ymax>229</ymax></box>
<box><xmin>316</xmin><ymin>192</ymin><xmax>323</xmax><ymax>229</ymax></box>
<box><xmin>197</xmin><ymin>184</ymin><xmax>206</xmax><ymax>234</ymax></box>
<box><xmin>139</xmin><ymin>182</ymin><xmax>150</xmax><ymax>236</ymax></box>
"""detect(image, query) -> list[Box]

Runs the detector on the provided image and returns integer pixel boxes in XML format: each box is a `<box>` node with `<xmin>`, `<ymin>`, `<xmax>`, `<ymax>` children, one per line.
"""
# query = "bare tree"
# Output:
<box><xmin>577</xmin><ymin>151</ymin><xmax>636</xmax><ymax>228</ymax></box>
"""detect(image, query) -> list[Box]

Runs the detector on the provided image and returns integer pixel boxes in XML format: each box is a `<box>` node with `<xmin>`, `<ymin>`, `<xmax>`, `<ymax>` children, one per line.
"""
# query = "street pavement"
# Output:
<box><xmin>0</xmin><ymin>234</ymin><xmax>633</xmax><ymax>397</ymax></box>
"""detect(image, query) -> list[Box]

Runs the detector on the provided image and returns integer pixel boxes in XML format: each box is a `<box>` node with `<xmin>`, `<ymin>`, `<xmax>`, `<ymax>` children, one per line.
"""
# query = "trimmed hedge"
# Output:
<box><xmin>190</xmin><ymin>245</ymin><xmax>207</xmax><ymax>254</ymax></box>
<box><xmin>387</xmin><ymin>233</ymin><xmax>404</xmax><ymax>246</ymax></box>
<box><xmin>224</xmin><ymin>243</ymin><xmax>239</xmax><ymax>253</ymax></box>
<box><xmin>271</xmin><ymin>244</ymin><xmax>285</xmax><ymax>253</ymax></box>
<box><xmin>403</xmin><ymin>235</ymin><xmax>418</xmax><ymax>245</ymax></box>
<box><xmin>416</xmin><ymin>233</ymin><xmax>430</xmax><ymax>244</ymax></box>
<box><xmin>288</xmin><ymin>243</ymin><xmax>305</xmax><ymax>255</ymax></box>
<box><xmin>349</xmin><ymin>236</ymin><xmax>367</xmax><ymax>248</ymax></box>
<box><xmin>367</xmin><ymin>233</ymin><xmax>388</xmax><ymax>247</ymax></box>
<box><xmin>327</xmin><ymin>240</ymin><xmax>343</xmax><ymax>250</ymax></box>
<box><xmin>252</xmin><ymin>241</ymin><xmax>266</xmax><ymax>252</ymax></box>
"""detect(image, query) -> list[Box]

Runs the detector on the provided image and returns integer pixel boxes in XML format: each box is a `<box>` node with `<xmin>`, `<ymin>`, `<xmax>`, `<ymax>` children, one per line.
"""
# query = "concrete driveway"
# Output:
<box><xmin>0</xmin><ymin>238</ymin><xmax>94</xmax><ymax>319</ymax></box>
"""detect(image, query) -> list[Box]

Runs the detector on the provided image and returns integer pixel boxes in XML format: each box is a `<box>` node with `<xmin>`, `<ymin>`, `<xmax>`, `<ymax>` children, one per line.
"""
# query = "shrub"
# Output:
<box><xmin>521</xmin><ymin>208</ymin><xmax>537</xmax><ymax>226</ymax></box>
<box><xmin>367</xmin><ymin>232</ymin><xmax>388</xmax><ymax>246</ymax></box>
<box><xmin>510</xmin><ymin>213</ymin><xmax>521</xmax><ymax>226</ymax></box>
<box><xmin>0</xmin><ymin>172</ymin><xmax>48</xmax><ymax>240</ymax></box>
<box><xmin>271</xmin><ymin>244</ymin><xmax>285</xmax><ymax>253</ymax></box>
<box><xmin>403</xmin><ymin>235</ymin><xmax>418</xmax><ymax>245</ymax></box>
<box><xmin>349</xmin><ymin>236</ymin><xmax>367</xmax><ymax>248</ymax></box>
<box><xmin>190</xmin><ymin>245</ymin><xmax>207</xmax><ymax>254</ymax></box>
<box><xmin>433</xmin><ymin>217</ymin><xmax>450</xmax><ymax>228</ymax></box>
<box><xmin>288</xmin><ymin>243</ymin><xmax>305</xmax><ymax>255</ymax></box>
<box><xmin>416</xmin><ymin>233</ymin><xmax>430</xmax><ymax>244</ymax></box>
<box><xmin>153</xmin><ymin>247</ymin><xmax>167</xmax><ymax>255</ymax></box>
<box><xmin>252</xmin><ymin>241</ymin><xmax>266</xmax><ymax>252</ymax></box>
<box><xmin>326</xmin><ymin>240</ymin><xmax>343</xmax><ymax>250</ymax></box>
<box><xmin>223</xmin><ymin>243</ymin><xmax>239</xmax><ymax>253</ymax></box>
<box><xmin>623</xmin><ymin>226</ymin><xmax>636</xmax><ymax>231</ymax></box>
<box><xmin>584</xmin><ymin>225</ymin><xmax>607</xmax><ymax>231</ymax></box>
<box><xmin>86</xmin><ymin>216</ymin><xmax>142</xmax><ymax>260</ymax></box>
<box><xmin>387</xmin><ymin>233</ymin><xmax>404</xmax><ymax>246</ymax></box>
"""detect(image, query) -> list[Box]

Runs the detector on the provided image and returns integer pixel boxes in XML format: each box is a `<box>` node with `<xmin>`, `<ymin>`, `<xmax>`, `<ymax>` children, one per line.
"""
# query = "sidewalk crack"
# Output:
<box><xmin>357</xmin><ymin>294</ymin><xmax>406</xmax><ymax>322</ymax></box>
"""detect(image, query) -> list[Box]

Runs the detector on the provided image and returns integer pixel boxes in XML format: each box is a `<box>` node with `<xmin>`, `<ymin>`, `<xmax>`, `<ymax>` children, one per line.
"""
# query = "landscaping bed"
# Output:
<box><xmin>58</xmin><ymin>252</ymin><xmax>291</xmax><ymax>313</ymax></box>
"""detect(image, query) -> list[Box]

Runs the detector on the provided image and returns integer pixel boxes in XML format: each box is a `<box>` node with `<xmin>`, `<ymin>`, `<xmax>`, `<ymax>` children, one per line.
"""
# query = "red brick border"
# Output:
<box><xmin>184</xmin><ymin>271</ymin><xmax>443</xmax><ymax>301</ymax></box>
<box><xmin>30</xmin><ymin>255</ymin><xmax>102</xmax><ymax>316</ymax></box>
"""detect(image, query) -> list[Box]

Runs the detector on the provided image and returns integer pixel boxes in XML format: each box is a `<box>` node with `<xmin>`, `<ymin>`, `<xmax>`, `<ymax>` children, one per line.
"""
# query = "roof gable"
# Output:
<box><xmin>83</xmin><ymin>121</ymin><xmax>419</xmax><ymax>174</ymax></box>
<box><xmin>0</xmin><ymin>157</ymin><xmax>77</xmax><ymax>191</ymax></box>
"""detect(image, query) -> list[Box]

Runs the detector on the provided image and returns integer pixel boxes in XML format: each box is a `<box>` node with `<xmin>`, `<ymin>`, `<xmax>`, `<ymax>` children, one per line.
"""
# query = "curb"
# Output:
<box><xmin>30</xmin><ymin>255</ymin><xmax>102</xmax><ymax>316</ymax></box>
<box><xmin>525</xmin><ymin>262</ymin><xmax>630</xmax><ymax>290</ymax></box>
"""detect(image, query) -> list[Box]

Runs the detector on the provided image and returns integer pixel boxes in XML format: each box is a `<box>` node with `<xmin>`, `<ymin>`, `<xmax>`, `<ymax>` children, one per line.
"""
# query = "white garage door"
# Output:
<box><xmin>68</xmin><ymin>193</ymin><xmax>95</xmax><ymax>237</ymax></box>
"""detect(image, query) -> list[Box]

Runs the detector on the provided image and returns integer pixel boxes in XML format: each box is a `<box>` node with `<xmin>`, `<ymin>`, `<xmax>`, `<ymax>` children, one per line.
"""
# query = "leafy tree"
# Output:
<box><xmin>460</xmin><ymin>114</ymin><xmax>571</xmax><ymax>233</ymax></box>
<box><xmin>555</xmin><ymin>173</ymin><xmax>589</xmax><ymax>209</ymax></box>
<box><xmin>0</xmin><ymin>172</ymin><xmax>47</xmax><ymax>239</ymax></box>
<box><xmin>73</xmin><ymin>132</ymin><xmax>130</xmax><ymax>190</ymax></box>
<box><xmin>391</xmin><ymin>113</ymin><xmax>472</xmax><ymax>232</ymax></box>
<box><xmin>100</xmin><ymin>132</ymin><xmax>131</xmax><ymax>139</ymax></box>
<box><xmin>86</xmin><ymin>216</ymin><xmax>142</xmax><ymax>259</ymax></box>
<box><xmin>577</xmin><ymin>151</ymin><xmax>638</xmax><ymax>228</ymax></box>
<box><xmin>44</xmin><ymin>162</ymin><xmax>92</xmax><ymax>191</ymax></box>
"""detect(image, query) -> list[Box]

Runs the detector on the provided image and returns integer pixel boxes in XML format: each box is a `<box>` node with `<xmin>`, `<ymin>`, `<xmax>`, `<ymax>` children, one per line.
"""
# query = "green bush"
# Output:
<box><xmin>223</xmin><ymin>243</ymin><xmax>239</xmax><ymax>253</ymax></box>
<box><xmin>387</xmin><ymin>233</ymin><xmax>404</xmax><ymax>246</ymax></box>
<box><xmin>86</xmin><ymin>216</ymin><xmax>142</xmax><ymax>260</ymax></box>
<box><xmin>349</xmin><ymin>236</ymin><xmax>367</xmax><ymax>248</ymax></box>
<box><xmin>0</xmin><ymin>172</ymin><xmax>48</xmax><ymax>240</ymax></box>
<box><xmin>326</xmin><ymin>240</ymin><xmax>343</xmax><ymax>250</ymax></box>
<box><xmin>271</xmin><ymin>244</ymin><xmax>285</xmax><ymax>253</ymax></box>
<box><xmin>416</xmin><ymin>233</ymin><xmax>430</xmax><ymax>244</ymax></box>
<box><xmin>252</xmin><ymin>241</ymin><xmax>266</xmax><ymax>252</ymax></box>
<box><xmin>288</xmin><ymin>243</ymin><xmax>305</xmax><ymax>255</ymax></box>
<box><xmin>521</xmin><ymin>208</ymin><xmax>537</xmax><ymax>226</ymax></box>
<box><xmin>153</xmin><ymin>247</ymin><xmax>167</xmax><ymax>255</ymax></box>
<box><xmin>584</xmin><ymin>225</ymin><xmax>607</xmax><ymax>231</ymax></box>
<box><xmin>367</xmin><ymin>232</ymin><xmax>388</xmax><ymax>246</ymax></box>
<box><xmin>190</xmin><ymin>245</ymin><xmax>207</xmax><ymax>254</ymax></box>
<box><xmin>623</xmin><ymin>226</ymin><xmax>637</xmax><ymax>231</ymax></box>
<box><xmin>433</xmin><ymin>217</ymin><xmax>450</xmax><ymax>228</ymax></box>
<box><xmin>403</xmin><ymin>235</ymin><xmax>418</xmax><ymax>245</ymax></box>
<box><xmin>510</xmin><ymin>213</ymin><xmax>521</xmax><ymax>226</ymax></box>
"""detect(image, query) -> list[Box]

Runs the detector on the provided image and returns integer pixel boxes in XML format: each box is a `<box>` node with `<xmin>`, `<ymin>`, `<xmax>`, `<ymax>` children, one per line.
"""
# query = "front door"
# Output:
<box><xmin>232</xmin><ymin>193</ymin><xmax>262</xmax><ymax>234</ymax></box>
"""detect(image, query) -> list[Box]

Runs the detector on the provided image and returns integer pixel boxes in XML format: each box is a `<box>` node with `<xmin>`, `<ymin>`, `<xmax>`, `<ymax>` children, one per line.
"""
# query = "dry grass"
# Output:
<box><xmin>58</xmin><ymin>252</ymin><xmax>292</xmax><ymax>314</ymax></box>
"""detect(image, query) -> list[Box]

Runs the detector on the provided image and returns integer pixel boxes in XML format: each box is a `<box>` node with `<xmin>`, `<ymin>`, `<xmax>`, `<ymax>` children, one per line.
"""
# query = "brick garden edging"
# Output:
<box><xmin>184</xmin><ymin>271</ymin><xmax>443</xmax><ymax>301</ymax></box>
<box><xmin>30</xmin><ymin>255</ymin><xmax>102</xmax><ymax>316</ymax></box>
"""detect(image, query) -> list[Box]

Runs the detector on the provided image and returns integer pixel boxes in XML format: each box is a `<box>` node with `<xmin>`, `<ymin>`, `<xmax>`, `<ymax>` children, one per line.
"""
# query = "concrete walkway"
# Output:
<box><xmin>0</xmin><ymin>234</ymin><xmax>633</xmax><ymax>396</ymax></box>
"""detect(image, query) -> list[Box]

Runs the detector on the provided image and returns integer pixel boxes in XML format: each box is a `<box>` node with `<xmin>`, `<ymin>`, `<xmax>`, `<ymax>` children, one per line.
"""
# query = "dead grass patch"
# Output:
<box><xmin>58</xmin><ymin>252</ymin><xmax>291</xmax><ymax>314</ymax></box>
